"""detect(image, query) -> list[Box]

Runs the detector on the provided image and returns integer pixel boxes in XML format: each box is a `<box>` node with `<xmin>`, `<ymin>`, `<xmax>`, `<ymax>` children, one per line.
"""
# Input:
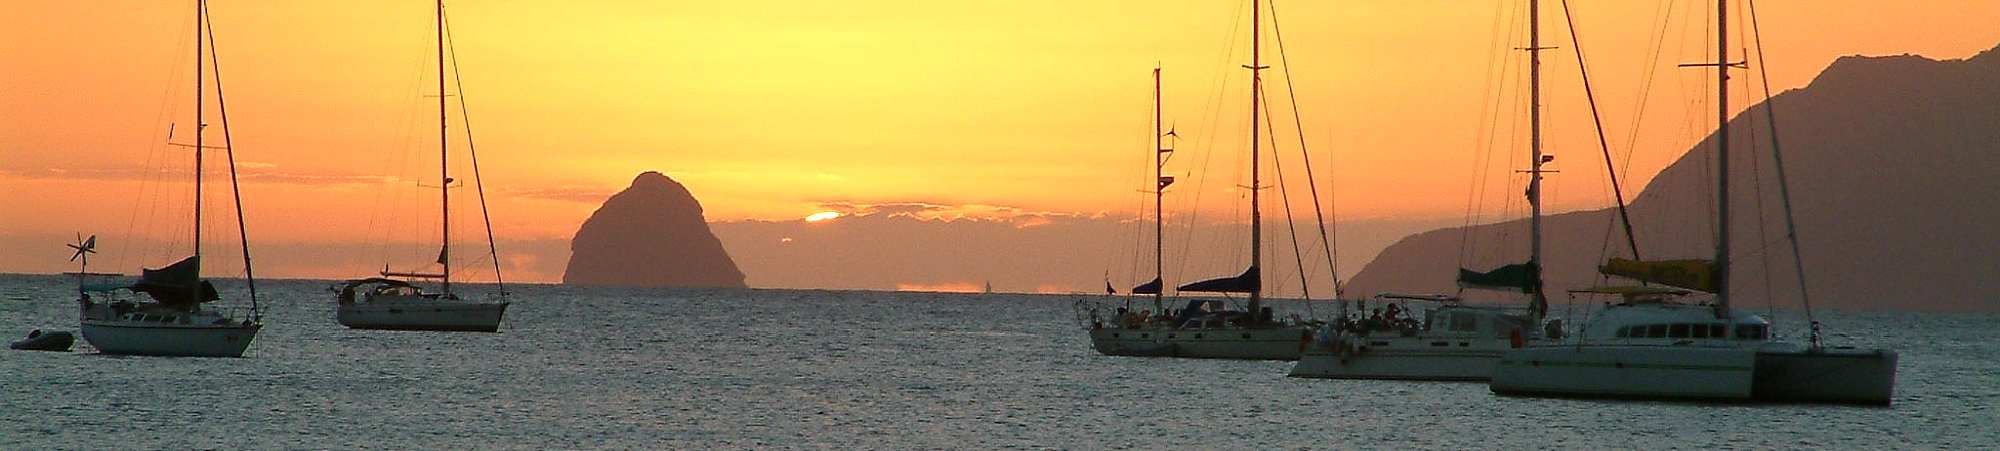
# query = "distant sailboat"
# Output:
<box><xmin>77</xmin><ymin>0</ymin><xmax>263</xmax><ymax>357</ymax></box>
<box><xmin>1489</xmin><ymin>0</ymin><xmax>1897</xmax><ymax>404</ymax></box>
<box><xmin>1083</xmin><ymin>0</ymin><xmax>1315</xmax><ymax>360</ymax></box>
<box><xmin>335</xmin><ymin>0</ymin><xmax>509</xmax><ymax>332</ymax></box>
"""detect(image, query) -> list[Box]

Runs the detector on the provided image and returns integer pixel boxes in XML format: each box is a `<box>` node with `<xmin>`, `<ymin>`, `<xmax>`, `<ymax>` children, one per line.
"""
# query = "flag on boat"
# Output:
<box><xmin>1104</xmin><ymin>280</ymin><xmax>1116</xmax><ymax>295</ymax></box>
<box><xmin>1457</xmin><ymin>262</ymin><xmax>1540</xmax><ymax>293</ymax></box>
<box><xmin>1178</xmin><ymin>266</ymin><xmax>1259</xmax><ymax>293</ymax></box>
<box><xmin>1600</xmin><ymin>258</ymin><xmax>1717</xmax><ymax>292</ymax></box>
<box><xmin>435</xmin><ymin>247</ymin><xmax>449</xmax><ymax>265</ymax></box>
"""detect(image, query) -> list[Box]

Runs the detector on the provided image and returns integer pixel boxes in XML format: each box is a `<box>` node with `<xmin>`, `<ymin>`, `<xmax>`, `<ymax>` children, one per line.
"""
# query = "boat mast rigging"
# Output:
<box><xmin>437</xmin><ymin>0</ymin><xmax>452</xmax><ymax>296</ymax></box>
<box><xmin>1245</xmin><ymin>0</ymin><xmax>1266</xmax><ymax>321</ymax></box>
<box><xmin>1526</xmin><ymin>0</ymin><xmax>1551</xmax><ymax>320</ymax></box>
<box><xmin>1713</xmin><ymin>0</ymin><xmax>1733</xmax><ymax>320</ymax></box>
<box><xmin>204</xmin><ymin>1</ymin><xmax>260</xmax><ymax>320</ymax></box>
<box><xmin>1153</xmin><ymin>65</ymin><xmax>1167</xmax><ymax>315</ymax></box>
<box><xmin>192</xmin><ymin>0</ymin><xmax>205</xmax><ymax>306</ymax></box>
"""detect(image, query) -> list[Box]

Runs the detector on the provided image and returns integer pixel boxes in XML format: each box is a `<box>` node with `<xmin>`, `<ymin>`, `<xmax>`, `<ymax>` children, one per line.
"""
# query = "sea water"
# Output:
<box><xmin>1</xmin><ymin>274</ymin><xmax>1993</xmax><ymax>449</ymax></box>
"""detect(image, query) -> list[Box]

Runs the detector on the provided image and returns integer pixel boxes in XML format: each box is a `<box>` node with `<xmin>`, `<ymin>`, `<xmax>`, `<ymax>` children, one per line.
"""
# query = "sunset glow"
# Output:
<box><xmin>4</xmin><ymin>1</ymin><xmax>1999</xmax><ymax>284</ymax></box>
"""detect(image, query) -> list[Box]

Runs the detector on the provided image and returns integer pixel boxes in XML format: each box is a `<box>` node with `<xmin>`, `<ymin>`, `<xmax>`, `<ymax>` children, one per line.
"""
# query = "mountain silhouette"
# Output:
<box><xmin>562</xmin><ymin>171</ymin><xmax>747</xmax><ymax>288</ymax></box>
<box><xmin>1346</xmin><ymin>45</ymin><xmax>2000</xmax><ymax>311</ymax></box>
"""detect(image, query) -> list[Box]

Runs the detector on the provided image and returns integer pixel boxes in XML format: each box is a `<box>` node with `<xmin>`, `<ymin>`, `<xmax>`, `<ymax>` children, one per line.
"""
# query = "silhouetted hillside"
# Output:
<box><xmin>1347</xmin><ymin>45</ymin><xmax>2000</xmax><ymax>311</ymax></box>
<box><xmin>563</xmin><ymin>171</ymin><xmax>747</xmax><ymax>288</ymax></box>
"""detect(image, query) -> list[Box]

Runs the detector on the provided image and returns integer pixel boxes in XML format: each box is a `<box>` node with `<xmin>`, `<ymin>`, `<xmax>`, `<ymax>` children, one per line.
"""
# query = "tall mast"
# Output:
<box><xmin>437</xmin><ymin>0</ymin><xmax>452</xmax><ymax>295</ymax></box>
<box><xmin>192</xmin><ymin>0</ymin><xmax>205</xmax><ymax>301</ymax></box>
<box><xmin>1245</xmin><ymin>0</ymin><xmax>1266</xmax><ymax>319</ymax></box>
<box><xmin>1713</xmin><ymin>0</ymin><xmax>1731</xmax><ymax>316</ymax></box>
<box><xmin>1152</xmin><ymin>66</ymin><xmax>1165</xmax><ymax>315</ymax></box>
<box><xmin>1527</xmin><ymin>0</ymin><xmax>1549</xmax><ymax>317</ymax></box>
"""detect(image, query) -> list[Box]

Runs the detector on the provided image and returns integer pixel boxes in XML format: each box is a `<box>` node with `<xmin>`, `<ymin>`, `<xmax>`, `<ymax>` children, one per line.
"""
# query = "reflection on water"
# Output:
<box><xmin>1</xmin><ymin>274</ymin><xmax>1993</xmax><ymax>448</ymax></box>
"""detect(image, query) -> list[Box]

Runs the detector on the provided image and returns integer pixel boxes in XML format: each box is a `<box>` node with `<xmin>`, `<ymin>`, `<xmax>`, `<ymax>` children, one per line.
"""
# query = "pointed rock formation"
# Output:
<box><xmin>563</xmin><ymin>171</ymin><xmax>747</xmax><ymax>288</ymax></box>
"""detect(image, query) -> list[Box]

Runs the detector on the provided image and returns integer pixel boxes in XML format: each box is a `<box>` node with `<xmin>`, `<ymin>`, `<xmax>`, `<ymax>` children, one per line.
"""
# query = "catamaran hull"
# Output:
<box><xmin>1490</xmin><ymin>345</ymin><xmax>1758</xmax><ymax>401</ymax></box>
<box><xmin>337</xmin><ymin>302</ymin><xmax>508</xmax><ymax>332</ymax></box>
<box><xmin>1289</xmin><ymin>339</ymin><xmax>1512</xmax><ymax>381</ymax></box>
<box><xmin>1753</xmin><ymin>348</ymin><xmax>1897</xmax><ymax>405</ymax></box>
<box><xmin>80</xmin><ymin>321</ymin><xmax>260</xmax><ymax>358</ymax></box>
<box><xmin>1088</xmin><ymin>326</ymin><xmax>1310</xmax><ymax>360</ymax></box>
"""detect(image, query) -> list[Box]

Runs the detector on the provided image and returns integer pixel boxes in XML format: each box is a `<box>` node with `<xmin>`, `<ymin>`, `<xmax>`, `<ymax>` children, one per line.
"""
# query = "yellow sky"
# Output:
<box><xmin>4</xmin><ymin>0</ymin><xmax>1998</xmax><ymax>279</ymax></box>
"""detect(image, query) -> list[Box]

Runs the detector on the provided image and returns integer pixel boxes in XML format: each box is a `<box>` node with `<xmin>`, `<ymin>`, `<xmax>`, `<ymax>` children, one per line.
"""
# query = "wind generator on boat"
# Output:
<box><xmin>77</xmin><ymin>0</ymin><xmax>264</xmax><ymax>358</ymax></box>
<box><xmin>335</xmin><ymin>0</ymin><xmax>510</xmax><ymax>332</ymax></box>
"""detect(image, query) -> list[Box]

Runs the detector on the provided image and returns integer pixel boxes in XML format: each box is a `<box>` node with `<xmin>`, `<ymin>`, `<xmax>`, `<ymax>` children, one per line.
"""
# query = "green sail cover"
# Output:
<box><xmin>1457</xmin><ymin>262</ymin><xmax>1540</xmax><ymax>293</ymax></box>
<box><xmin>1600</xmin><ymin>258</ymin><xmax>1716</xmax><ymax>292</ymax></box>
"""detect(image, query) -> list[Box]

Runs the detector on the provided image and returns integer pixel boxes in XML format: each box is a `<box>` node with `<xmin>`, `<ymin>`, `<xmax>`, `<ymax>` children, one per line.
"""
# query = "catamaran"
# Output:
<box><xmin>1489</xmin><ymin>0</ymin><xmax>1897</xmax><ymax>404</ymax></box>
<box><xmin>335</xmin><ymin>0</ymin><xmax>510</xmax><ymax>332</ymax></box>
<box><xmin>77</xmin><ymin>0</ymin><xmax>264</xmax><ymax>357</ymax></box>
<box><xmin>1083</xmin><ymin>0</ymin><xmax>1316</xmax><ymax>360</ymax></box>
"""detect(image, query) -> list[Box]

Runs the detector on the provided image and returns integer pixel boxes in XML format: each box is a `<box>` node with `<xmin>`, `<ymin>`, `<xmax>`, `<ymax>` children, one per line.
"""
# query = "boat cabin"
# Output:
<box><xmin>1579</xmin><ymin>301</ymin><xmax>1772</xmax><ymax>343</ymax></box>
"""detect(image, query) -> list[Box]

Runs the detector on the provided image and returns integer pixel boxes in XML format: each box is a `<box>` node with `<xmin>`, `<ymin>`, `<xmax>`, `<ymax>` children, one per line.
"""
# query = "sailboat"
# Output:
<box><xmin>77</xmin><ymin>0</ymin><xmax>263</xmax><ymax>358</ymax></box>
<box><xmin>1084</xmin><ymin>0</ymin><xmax>1315</xmax><ymax>361</ymax></box>
<box><xmin>334</xmin><ymin>0</ymin><xmax>510</xmax><ymax>332</ymax></box>
<box><xmin>1489</xmin><ymin>0</ymin><xmax>1897</xmax><ymax>404</ymax></box>
<box><xmin>1290</xmin><ymin>0</ymin><xmax>1565</xmax><ymax>381</ymax></box>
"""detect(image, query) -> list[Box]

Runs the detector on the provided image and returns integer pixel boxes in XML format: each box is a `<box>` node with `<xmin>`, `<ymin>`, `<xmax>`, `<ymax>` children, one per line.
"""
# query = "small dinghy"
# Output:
<box><xmin>11</xmin><ymin>329</ymin><xmax>75</xmax><ymax>352</ymax></box>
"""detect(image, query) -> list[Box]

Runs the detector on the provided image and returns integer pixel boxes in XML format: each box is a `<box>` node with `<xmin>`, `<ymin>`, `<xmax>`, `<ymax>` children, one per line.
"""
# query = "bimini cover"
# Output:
<box><xmin>129</xmin><ymin>256</ymin><xmax>217</xmax><ymax>307</ymax></box>
<box><xmin>1457</xmin><ymin>262</ymin><xmax>1540</xmax><ymax>293</ymax></box>
<box><xmin>337</xmin><ymin>277</ymin><xmax>416</xmax><ymax>291</ymax></box>
<box><xmin>1600</xmin><ymin>258</ymin><xmax>1716</xmax><ymax>293</ymax></box>
<box><xmin>1131</xmin><ymin>277</ymin><xmax>1163</xmax><ymax>295</ymax></box>
<box><xmin>1178</xmin><ymin>266</ymin><xmax>1259</xmax><ymax>293</ymax></box>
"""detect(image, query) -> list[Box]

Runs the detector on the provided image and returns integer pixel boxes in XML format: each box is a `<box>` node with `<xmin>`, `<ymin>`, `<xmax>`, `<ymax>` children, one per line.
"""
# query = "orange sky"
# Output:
<box><xmin>4</xmin><ymin>1</ymin><xmax>1998</xmax><ymax>281</ymax></box>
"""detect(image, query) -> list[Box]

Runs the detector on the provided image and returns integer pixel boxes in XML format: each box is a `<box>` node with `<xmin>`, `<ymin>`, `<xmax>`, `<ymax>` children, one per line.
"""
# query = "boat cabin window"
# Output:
<box><xmin>1449</xmin><ymin>313</ymin><xmax>1478</xmax><ymax>332</ymax></box>
<box><xmin>1735</xmin><ymin>324</ymin><xmax>1768</xmax><ymax>340</ymax></box>
<box><xmin>1645</xmin><ymin>324</ymin><xmax>1668</xmax><ymax>338</ymax></box>
<box><xmin>1668</xmin><ymin>324</ymin><xmax>1691</xmax><ymax>338</ymax></box>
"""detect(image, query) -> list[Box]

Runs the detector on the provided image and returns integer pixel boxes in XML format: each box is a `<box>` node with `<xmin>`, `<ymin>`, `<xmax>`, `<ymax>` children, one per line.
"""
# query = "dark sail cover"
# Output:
<box><xmin>1600</xmin><ymin>258</ymin><xmax>1717</xmax><ymax>292</ymax></box>
<box><xmin>1457</xmin><ymin>262</ymin><xmax>1540</xmax><ymax>293</ymax></box>
<box><xmin>1178</xmin><ymin>266</ymin><xmax>1259</xmax><ymax>293</ymax></box>
<box><xmin>1132</xmin><ymin>277</ymin><xmax>1163</xmax><ymax>295</ymax></box>
<box><xmin>129</xmin><ymin>256</ymin><xmax>217</xmax><ymax>307</ymax></box>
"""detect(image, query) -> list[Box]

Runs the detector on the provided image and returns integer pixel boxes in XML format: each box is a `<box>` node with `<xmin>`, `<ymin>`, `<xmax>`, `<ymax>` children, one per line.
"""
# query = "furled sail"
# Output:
<box><xmin>1131</xmin><ymin>277</ymin><xmax>1163</xmax><ymax>295</ymax></box>
<box><xmin>128</xmin><ymin>256</ymin><xmax>218</xmax><ymax>307</ymax></box>
<box><xmin>1178</xmin><ymin>266</ymin><xmax>1259</xmax><ymax>293</ymax></box>
<box><xmin>1457</xmin><ymin>262</ymin><xmax>1540</xmax><ymax>293</ymax></box>
<box><xmin>1600</xmin><ymin>258</ymin><xmax>1716</xmax><ymax>292</ymax></box>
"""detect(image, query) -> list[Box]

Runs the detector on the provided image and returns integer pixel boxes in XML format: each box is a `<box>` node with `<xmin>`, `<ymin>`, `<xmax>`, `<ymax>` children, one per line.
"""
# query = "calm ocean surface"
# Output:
<box><xmin>1</xmin><ymin>273</ymin><xmax>1993</xmax><ymax>449</ymax></box>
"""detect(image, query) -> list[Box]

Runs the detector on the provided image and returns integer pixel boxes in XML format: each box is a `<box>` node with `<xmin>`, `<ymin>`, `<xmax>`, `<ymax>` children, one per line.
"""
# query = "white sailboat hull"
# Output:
<box><xmin>1490</xmin><ymin>344</ymin><xmax>1758</xmax><ymax>401</ymax></box>
<box><xmin>80</xmin><ymin>320</ymin><xmax>260</xmax><ymax>358</ymax></box>
<box><xmin>1289</xmin><ymin>337</ymin><xmax>1516</xmax><ymax>381</ymax></box>
<box><xmin>1088</xmin><ymin>326</ymin><xmax>1310</xmax><ymax>360</ymax></box>
<box><xmin>337</xmin><ymin>300</ymin><xmax>508</xmax><ymax>332</ymax></box>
